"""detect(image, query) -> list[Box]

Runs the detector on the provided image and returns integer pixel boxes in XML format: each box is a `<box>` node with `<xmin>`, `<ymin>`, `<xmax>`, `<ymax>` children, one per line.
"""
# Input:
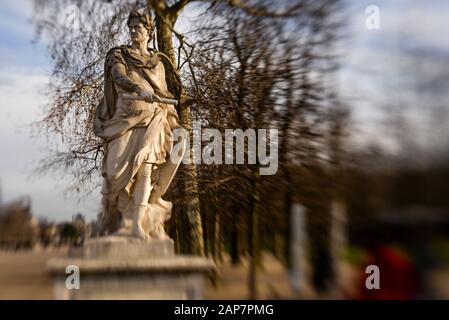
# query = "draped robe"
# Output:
<box><xmin>93</xmin><ymin>45</ymin><xmax>182</xmax><ymax>237</ymax></box>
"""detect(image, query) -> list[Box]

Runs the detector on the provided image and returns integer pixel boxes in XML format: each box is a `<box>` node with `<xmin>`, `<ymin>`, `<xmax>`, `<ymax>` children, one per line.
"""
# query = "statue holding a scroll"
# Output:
<box><xmin>93</xmin><ymin>9</ymin><xmax>184</xmax><ymax>241</ymax></box>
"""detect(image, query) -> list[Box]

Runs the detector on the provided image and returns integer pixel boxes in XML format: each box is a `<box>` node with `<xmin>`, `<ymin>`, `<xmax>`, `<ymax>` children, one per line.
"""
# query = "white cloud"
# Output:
<box><xmin>0</xmin><ymin>0</ymin><xmax>35</xmax><ymax>39</ymax></box>
<box><xmin>340</xmin><ymin>0</ymin><xmax>449</xmax><ymax>150</ymax></box>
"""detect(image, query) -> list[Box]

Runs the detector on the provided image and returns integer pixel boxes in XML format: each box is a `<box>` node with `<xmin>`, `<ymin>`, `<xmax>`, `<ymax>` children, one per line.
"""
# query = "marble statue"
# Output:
<box><xmin>93</xmin><ymin>9</ymin><xmax>185</xmax><ymax>241</ymax></box>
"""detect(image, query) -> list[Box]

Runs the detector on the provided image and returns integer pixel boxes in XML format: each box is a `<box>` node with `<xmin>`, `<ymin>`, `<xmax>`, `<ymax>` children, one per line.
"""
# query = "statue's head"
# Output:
<box><xmin>127</xmin><ymin>9</ymin><xmax>154</xmax><ymax>46</ymax></box>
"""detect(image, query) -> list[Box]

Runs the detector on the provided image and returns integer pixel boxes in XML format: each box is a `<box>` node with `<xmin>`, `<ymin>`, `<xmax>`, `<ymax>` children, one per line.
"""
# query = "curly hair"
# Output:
<box><xmin>127</xmin><ymin>8</ymin><xmax>154</xmax><ymax>34</ymax></box>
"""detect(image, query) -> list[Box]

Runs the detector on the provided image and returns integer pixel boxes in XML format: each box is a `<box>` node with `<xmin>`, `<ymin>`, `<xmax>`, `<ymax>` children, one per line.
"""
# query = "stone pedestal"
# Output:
<box><xmin>47</xmin><ymin>236</ymin><xmax>215</xmax><ymax>300</ymax></box>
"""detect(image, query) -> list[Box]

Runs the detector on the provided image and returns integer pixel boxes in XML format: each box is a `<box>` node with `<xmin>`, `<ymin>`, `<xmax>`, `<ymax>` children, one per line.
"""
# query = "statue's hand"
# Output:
<box><xmin>139</xmin><ymin>89</ymin><xmax>162</xmax><ymax>104</ymax></box>
<box><xmin>139</xmin><ymin>89</ymin><xmax>154</xmax><ymax>103</ymax></box>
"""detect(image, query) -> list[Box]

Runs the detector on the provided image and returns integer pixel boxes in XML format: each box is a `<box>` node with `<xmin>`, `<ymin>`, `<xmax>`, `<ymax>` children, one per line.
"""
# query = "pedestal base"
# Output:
<box><xmin>47</xmin><ymin>236</ymin><xmax>215</xmax><ymax>300</ymax></box>
<box><xmin>70</xmin><ymin>236</ymin><xmax>175</xmax><ymax>259</ymax></box>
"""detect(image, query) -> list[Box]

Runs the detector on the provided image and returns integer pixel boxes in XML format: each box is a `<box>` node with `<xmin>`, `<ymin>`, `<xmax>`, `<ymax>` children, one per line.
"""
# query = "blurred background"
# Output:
<box><xmin>0</xmin><ymin>0</ymin><xmax>448</xmax><ymax>299</ymax></box>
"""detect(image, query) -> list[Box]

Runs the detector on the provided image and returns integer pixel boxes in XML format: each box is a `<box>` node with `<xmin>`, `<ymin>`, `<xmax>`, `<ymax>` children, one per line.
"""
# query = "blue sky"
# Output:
<box><xmin>0</xmin><ymin>0</ymin><xmax>448</xmax><ymax>221</ymax></box>
<box><xmin>0</xmin><ymin>1</ymin><xmax>101</xmax><ymax>221</ymax></box>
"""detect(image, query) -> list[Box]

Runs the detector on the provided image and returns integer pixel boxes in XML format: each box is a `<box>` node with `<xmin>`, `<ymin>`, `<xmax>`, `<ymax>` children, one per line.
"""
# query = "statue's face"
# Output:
<box><xmin>128</xmin><ymin>18</ymin><xmax>149</xmax><ymax>45</ymax></box>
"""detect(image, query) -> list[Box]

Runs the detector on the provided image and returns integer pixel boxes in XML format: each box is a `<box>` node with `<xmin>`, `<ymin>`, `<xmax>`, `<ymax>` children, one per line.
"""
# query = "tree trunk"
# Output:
<box><xmin>148</xmin><ymin>0</ymin><xmax>204</xmax><ymax>255</ymax></box>
<box><xmin>213</xmin><ymin>211</ymin><xmax>223</xmax><ymax>261</ymax></box>
<box><xmin>283</xmin><ymin>177</ymin><xmax>293</xmax><ymax>266</ymax></box>
<box><xmin>230</xmin><ymin>217</ymin><xmax>241</xmax><ymax>265</ymax></box>
<box><xmin>248</xmin><ymin>168</ymin><xmax>261</xmax><ymax>299</ymax></box>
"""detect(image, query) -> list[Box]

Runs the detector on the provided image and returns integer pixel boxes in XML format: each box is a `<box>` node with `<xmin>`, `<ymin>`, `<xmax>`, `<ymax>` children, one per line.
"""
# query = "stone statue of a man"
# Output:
<box><xmin>94</xmin><ymin>9</ymin><xmax>184</xmax><ymax>241</ymax></box>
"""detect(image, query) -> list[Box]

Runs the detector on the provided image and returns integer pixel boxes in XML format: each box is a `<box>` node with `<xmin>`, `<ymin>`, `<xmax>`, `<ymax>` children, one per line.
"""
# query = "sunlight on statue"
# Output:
<box><xmin>93</xmin><ymin>8</ymin><xmax>185</xmax><ymax>241</ymax></box>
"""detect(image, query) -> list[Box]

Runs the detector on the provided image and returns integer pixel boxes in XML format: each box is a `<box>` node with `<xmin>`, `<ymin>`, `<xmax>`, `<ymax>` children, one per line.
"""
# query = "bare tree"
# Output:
<box><xmin>182</xmin><ymin>0</ymin><xmax>344</xmax><ymax>297</ymax></box>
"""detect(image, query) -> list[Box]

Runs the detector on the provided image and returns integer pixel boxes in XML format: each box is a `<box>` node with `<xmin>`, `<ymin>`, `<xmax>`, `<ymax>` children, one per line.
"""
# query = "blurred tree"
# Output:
<box><xmin>183</xmin><ymin>0</ymin><xmax>344</xmax><ymax>297</ymax></box>
<box><xmin>59</xmin><ymin>222</ymin><xmax>80</xmax><ymax>245</ymax></box>
<box><xmin>0</xmin><ymin>197</ymin><xmax>38</xmax><ymax>249</ymax></box>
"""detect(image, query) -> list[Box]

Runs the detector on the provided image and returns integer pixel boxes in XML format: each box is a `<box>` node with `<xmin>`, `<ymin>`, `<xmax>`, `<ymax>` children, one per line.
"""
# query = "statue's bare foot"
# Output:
<box><xmin>132</xmin><ymin>225</ymin><xmax>149</xmax><ymax>241</ymax></box>
<box><xmin>132</xmin><ymin>204</ymin><xmax>149</xmax><ymax>241</ymax></box>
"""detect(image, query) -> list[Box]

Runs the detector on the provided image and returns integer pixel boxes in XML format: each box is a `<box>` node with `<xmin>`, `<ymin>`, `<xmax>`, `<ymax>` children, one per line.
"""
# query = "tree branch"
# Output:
<box><xmin>169</xmin><ymin>0</ymin><xmax>192</xmax><ymax>15</ymax></box>
<box><xmin>217</xmin><ymin>0</ymin><xmax>304</xmax><ymax>18</ymax></box>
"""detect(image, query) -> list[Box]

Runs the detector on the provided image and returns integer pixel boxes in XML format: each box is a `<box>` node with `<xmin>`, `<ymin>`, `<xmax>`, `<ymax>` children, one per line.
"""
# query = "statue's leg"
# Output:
<box><xmin>100</xmin><ymin>141</ymin><xmax>124</xmax><ymax>234</ymax></box>
<box><xmin>131</xmin><ymin>162</ymin><xmax>153</xmax><ymax>240</ymax></box>
<box><xmin>99</xmin><ymin>179</ymin><xmax>120</xmax><ymax>234</ymax></box>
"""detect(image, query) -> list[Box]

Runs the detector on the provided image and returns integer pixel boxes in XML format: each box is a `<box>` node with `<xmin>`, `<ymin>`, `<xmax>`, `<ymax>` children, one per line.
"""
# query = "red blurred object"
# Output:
<box><xmin>358</xmin><ymin>246</ymin><xmax>420</xmax><ymax>300</ymax></box>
